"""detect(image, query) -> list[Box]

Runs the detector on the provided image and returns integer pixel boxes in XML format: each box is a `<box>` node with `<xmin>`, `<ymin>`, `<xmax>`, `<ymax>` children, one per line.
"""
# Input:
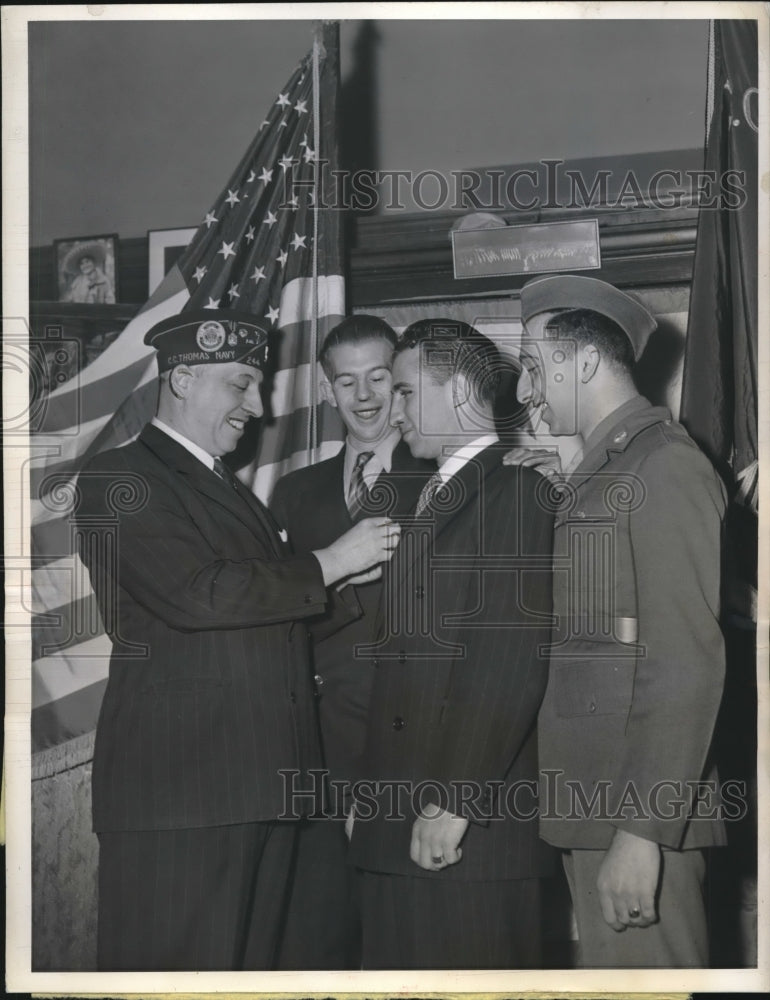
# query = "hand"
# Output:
<box><xmin>345</xmin><ymin>806</ymin><xmax>355</xmax><ymax>842</ymax></box>
<box><xmin>596</xmin><ymin>828</ymin><xmax>661</xmax><ymax>930</ymax></box>
<box><xmin>502</xmin><ymin>446</ymin><xmax>563</xmax><ymax>480</ymax></box>
<box><xmin>314</xmin><ymin>518</ymin><xmax>400</xmax><ymax>587</ymax></box>
<box><xmin>410</xmin><ymin>801</ymin><xmax>468</xmax><ymax>872</ymax></box>
<box><xmin>336</xmin><ymin>565</ymin><xmax>382</xmax><ymax>591</ymax></box>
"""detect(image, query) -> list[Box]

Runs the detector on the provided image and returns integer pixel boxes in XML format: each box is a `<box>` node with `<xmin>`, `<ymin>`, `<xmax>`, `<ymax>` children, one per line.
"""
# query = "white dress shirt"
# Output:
<box><xmin>151</xmin><ymin>417</ymin><xmax>216</xmax><ymax>471</ymax></box>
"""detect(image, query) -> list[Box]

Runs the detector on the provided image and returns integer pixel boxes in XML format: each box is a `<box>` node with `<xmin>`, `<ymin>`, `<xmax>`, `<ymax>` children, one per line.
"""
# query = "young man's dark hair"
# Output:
<box><xmin>543</xmin><ymin>308</ymin><xmax>635</xmax><ymax>372</ymax></box>
<box><xmin>397</xmin><ymin>317</ymin><xmax>504</xmax><ymax>408</ymax></box>
<box><xmin>319</xmin><ymin>314</ymin><xmax>398</xmax><ymax>377</ymax></box>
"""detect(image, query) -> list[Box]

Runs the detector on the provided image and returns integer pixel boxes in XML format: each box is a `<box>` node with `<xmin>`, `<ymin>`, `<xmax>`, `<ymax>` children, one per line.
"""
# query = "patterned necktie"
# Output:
<box><xmin>347</xmin><ymin>450</ymin><xmax>375</xmax><ymax>521</ymax></box>
<box><xmin>213</xmin><ymin>456</ymin><xmax>239</xmax><ymax>490</ymax></box>
<box><xmin>414</xmin><ymin>471</ymin><xmax>444</xmax><ymax>516</ymax></box>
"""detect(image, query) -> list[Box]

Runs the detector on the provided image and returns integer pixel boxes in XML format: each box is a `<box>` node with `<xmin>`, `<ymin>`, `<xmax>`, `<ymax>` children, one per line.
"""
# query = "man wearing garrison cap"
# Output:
<box><xmin>508</xmin><ymin>275</ymin><xmax>727</xmax><ymax>967</ymax></box>
<box><xmin>75</xmin><ymin>309</ymin><xmax>400</xmax><ymax>971</ymax></box>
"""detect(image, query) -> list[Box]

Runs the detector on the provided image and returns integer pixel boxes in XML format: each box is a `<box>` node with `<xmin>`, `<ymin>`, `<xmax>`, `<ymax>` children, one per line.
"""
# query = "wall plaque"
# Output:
<box><xmin>452</xmin><ymin>218</ymin><xmax>601</xmax><ymax>279</ymax></box>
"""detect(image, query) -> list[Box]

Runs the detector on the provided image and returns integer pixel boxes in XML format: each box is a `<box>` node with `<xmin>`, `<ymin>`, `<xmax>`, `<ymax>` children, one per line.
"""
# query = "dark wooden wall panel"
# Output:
<box><xmin>29</xmin><ymin>204</ymin><xmax>698</xmax><ymax>318</ymax></box>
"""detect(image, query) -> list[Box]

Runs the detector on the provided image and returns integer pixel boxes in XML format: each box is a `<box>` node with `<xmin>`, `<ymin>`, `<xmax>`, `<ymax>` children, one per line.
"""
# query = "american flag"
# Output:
<box><xmin>30</xmin><ymin>23</ymin><xmax>345</xmax><ymax>770</ymax></box>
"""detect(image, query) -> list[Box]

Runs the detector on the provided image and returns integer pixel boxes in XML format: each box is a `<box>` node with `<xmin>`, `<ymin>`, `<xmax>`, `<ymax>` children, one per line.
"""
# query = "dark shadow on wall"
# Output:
<box><xmin>340</xmin><ymin>20</ymin><xmax>380</xmax><ymax>212</ymax></box>
<box><xmin>634</xmin><ymin>317</ymin><xmax>686</xmax><ymax>408</ymax></box>
<box><xmin>338</xmin><ymin>20</ymin><xmax>382</xmax><ymax>313</ymax></box>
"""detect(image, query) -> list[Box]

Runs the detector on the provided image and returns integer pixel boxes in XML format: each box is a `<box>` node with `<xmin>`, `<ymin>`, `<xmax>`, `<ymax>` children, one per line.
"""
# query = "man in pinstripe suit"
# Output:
<box><xmin>347</xmin><ymin>319</ymin><xmax>555</xmax><ymax>969</ymax></box>
<box><xmin>270</xmin><ymin>315</ymin><xmax>433</xmax><ymax>969</ymax></box>
<box><xmin>76</xmin><ymin>310</ymin><xmax>400</xmax><ymax>970</ymax></box>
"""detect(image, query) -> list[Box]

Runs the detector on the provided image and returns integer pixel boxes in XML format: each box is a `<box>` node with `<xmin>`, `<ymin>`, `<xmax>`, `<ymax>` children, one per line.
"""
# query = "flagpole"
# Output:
<box><xmin>308</xmin><ymin>23</ymin><xmax>323</xmax><ymax>463</ymax></box>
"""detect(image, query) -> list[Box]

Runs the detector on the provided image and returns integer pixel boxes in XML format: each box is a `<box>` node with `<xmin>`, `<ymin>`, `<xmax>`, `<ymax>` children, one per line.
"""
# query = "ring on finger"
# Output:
<box><xmin>431</xmin><ymin>855</ymin><xmax>444</xmax><ymax>865</ymax></box>
<box><xmin>628</xmin><ymin>906</ymin><xmax>641</xmax><ymax>919</ymax></box>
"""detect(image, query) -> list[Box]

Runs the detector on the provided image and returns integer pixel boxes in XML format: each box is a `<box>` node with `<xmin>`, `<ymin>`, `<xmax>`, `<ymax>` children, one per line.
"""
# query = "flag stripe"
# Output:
<box><xmin>33</xmin><ymin>635</ymin><xmax>113</xmax><ymax>710</ymax></box>
<box><xmin>32</xmin><ymin>594</ymin><xmax>103</xmax><ymax>662</ymax></box>
<box><xmin>38</xmin><ymin>282</ymin><xmax>188</xmax><ymax>418</ymax></box>
<box><xmin>36</xmin><ymin>354</ymin><xmax>155</xmax><ymax>436</ymax></box>
<box><xmin>32</xmin><ymin>683</ymin><xmax>108</xmax><ymax>756</ymax></box>
<box><xmin>278</xmin><ymin>274</ymin><xmax>344</xmax><ymax>329</ymax></box>
<box><xmin>30</xmin><ymin>380</ymin><xmax>157</xmax><ymax>498</ymax></box>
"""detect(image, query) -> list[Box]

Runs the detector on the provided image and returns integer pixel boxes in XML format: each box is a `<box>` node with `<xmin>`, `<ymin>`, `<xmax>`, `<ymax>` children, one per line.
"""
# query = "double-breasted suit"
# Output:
<box><xmin>537</xmin><ymin>396</ymin><xmax>727</xmax><ymax>966</ymax></box>
<box><xmin>269</xmin><ymin>437</ymin><xmax>432</xmax><ymax>967</ymax></box>
<box><xmin>76</xmin><ymin>423</ymin><xmax>328</xmax><ymax>969</ymax></box>
<box><xmin>348</xmin><ymin>443</ymin><xmax>555</xmax><ymax>967</ymax></box>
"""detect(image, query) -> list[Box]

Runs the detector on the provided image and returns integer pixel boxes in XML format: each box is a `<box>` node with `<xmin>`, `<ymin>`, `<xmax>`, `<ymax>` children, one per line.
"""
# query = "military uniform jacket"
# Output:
<box><xmin>538</xmin><ymin>396</ymin><xmax>727</xmax><ymax>851</ymax></box>
<box><xmin>270</xmin><ymin>439</ymin><xmax>433</xmax><ymax>790</ymax></box>
<box><xmin>76</xmin><ymin>424</ymin><xmax>327</xmax><ymax>833</ymax></box>
<box><xmin>348</xmin><ymin>444</ymin><xmax>555</xmax><ymax>881</ymax></box>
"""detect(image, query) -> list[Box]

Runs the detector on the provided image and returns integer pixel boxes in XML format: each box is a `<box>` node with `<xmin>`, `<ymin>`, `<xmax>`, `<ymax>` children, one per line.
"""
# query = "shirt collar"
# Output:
<box><xmin>437</xmin><ymin>433</ymin><xmax>499</xmax><ymax>483</ymax></box>
<box><xmin>151</xmin><ymin>417</ymin><xmax>216</xmax><ymax>471</ymax></box>
<box><xmin>344</xmin><ymin>428</ymin><xmax>401</xmax><ymax>483</ymax></box>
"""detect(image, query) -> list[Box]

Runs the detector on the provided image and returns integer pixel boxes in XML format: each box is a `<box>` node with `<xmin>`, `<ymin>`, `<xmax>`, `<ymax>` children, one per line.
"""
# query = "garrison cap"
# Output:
<box><xmin>520</xmin><ymin>274</ymin><xmax>657</xmax><ymax>360</ymax></box>
<box><xmin>144</xmin><ymin>309</ymin><xmax>269</xmax><ymax>373</ymax></box>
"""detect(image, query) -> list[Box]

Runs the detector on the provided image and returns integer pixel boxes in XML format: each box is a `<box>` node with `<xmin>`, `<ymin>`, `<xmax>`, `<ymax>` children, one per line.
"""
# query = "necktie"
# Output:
<box><xmin>414</xmin><ymin>471</ymin><xmax>444</xmax><ymax>516</ymax></box>
<box><xmin>347</xmin><ymin>450</ymin><xmax>374</xmax><ymax>521</ymax></box>
<box><xmin>213</xmin><ymin>456</ymin><xmax>239</xmax><ymax>491</ymax></box>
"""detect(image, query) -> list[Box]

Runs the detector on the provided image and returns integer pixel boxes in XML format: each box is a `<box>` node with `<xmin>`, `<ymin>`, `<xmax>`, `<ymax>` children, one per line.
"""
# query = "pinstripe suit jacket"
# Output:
<box><xmin>270</xmin><ymin>439</ymin><xmax>433</xmax><ymax>790</ymax></box>
<box><xmin>77</xmin><ymin>424</ymin><xmax>327</xmax><ymax>833</ymax></box>
<box><xmin>270</xmin><ymin>441</ymin><xmax>436</xmax><ymax>782</ymax></box>
<box><xmin>348</xmin><ymin>444</ymin><xmax>555</xmax><ymax>880</ymax></box>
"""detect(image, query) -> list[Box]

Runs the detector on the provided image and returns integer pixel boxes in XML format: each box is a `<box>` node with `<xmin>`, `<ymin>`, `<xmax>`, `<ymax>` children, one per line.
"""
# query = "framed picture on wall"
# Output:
<box><xmin>147</xmin><ymin>227</ymin><xmax>197</xmax><ymax>295</ymax></box>
<box><xmin>53</xmin><ymin>234</ymin><xmax>119</xmax><ymax>304</ymax></box>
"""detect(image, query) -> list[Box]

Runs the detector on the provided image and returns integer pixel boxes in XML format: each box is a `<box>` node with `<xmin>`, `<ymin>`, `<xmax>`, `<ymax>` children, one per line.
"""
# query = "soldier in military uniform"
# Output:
<box><xmin>508</xmin><ymin>275</ymin><xmax>727</xmax><ymax>967</ymax></box>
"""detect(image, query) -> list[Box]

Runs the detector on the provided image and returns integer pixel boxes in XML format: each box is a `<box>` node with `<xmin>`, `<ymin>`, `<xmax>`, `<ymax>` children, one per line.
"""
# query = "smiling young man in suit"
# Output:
<box><xmin>346</xmin><ymin>319</ymin><xmax>555</xmax><ymax>970</ymax></box>
<box><xmin>270</xmin><ymin>314</ymin><xmax>433</xmax><ymax>968</ymax></box>
<box><xmin>75</xmin><ymin>310</ymin><xmax>400</xmax><ymax>971</ymax></box>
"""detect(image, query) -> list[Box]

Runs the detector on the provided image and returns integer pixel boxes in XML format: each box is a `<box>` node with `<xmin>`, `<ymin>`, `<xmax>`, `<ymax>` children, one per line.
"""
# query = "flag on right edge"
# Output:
<box><xmin>679</xmin><ymin>19</ymin><xmax>758</xmax><ymax>620</ymax></box>
<box><xmin>680</xmin><ymin>20</ymin><xmax>758</xmax><ymax>511</ymax></box>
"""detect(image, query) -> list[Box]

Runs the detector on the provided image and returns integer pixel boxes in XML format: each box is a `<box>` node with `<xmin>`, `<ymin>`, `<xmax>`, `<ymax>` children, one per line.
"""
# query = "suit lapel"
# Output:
<box><xmin>321</xmin><ymin>447</ymin><xmax>354</xmax><ymax>537</ymax></box>
<box><xmin>375</xmin><ymin>438</ymin><xmax>436</xmax><ymax>520</ymax></box>
<box><xmin>392</xmin><ymin>443</ymin><xmax>503</xmax><ymax>593</ymax></box>
<box><xmin>226</xmin><ymin>474</ymin><xmax>288</xmax><ymax>556</ymax></box>
<box><xmin>139</xmin><ymin>425</ymin><xmax>284</xmax><ymax>554</ymax></box>
<box><xmin>430</xmin><ymin>443</ymin><xmax>503</xmax><ymax>545</ymax></box>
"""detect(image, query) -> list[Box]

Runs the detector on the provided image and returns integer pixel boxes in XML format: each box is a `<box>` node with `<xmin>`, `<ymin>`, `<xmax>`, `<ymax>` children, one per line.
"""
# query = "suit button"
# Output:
<box><xmin>392</xmin><ymin>716</ymin><xmax>406</xmax><ymax>731</ymax></box>
<box><xmin>398</xmin><ymin>650</ymin><xmax>407</xmax><ymax>663</ymax></box>
<box><xmin>588</xmin><ymin>700</ymin><xmax>596</xmax><ymax>713</ymax></box>
<box><xmin>372</xmin><ymin>658</ymin><xmax>380</xmax><ymax>669</ymax></box>
<box><xmin>415</xmin><ymin>586</ymin><xmax>425</xmax><ymax>598</ymax></box>
<box><xmin>304</xmin><ymin>594</ymin><xmax>313</xmax><ymax>604</ymax></box>
<box><xmin>314</xmin><ymin>674</ymin><xmax>324</xmax><ymax>688</ymax></box>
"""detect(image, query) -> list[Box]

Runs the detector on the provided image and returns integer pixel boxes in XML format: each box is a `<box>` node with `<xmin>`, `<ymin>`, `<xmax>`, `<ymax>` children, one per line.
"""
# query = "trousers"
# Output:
<box><xmin>563</xmin><ymin>846</ymin><xmax>708</xmax><ymax>967</ymax></box>
<box><xmin>97</xmin><ymin>820</ymin><xmax>298</xmax><ymax>970</ymax></box>
<box><xmin>358</xmin><ymin>870</ymin><xmax>542</xmax><ymax>969</ymax></box>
